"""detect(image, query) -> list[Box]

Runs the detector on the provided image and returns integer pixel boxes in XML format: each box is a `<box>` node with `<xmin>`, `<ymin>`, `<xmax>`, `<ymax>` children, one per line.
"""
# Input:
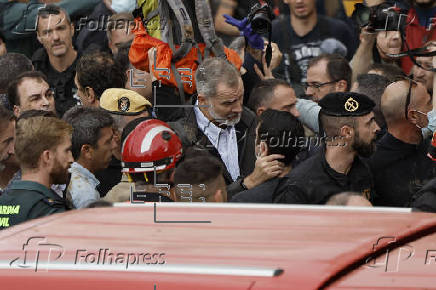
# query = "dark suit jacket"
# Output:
<box><xmin>169</xmin><ymin>106</ymin><xmax>257</xmax><ymax>199</ymax></box>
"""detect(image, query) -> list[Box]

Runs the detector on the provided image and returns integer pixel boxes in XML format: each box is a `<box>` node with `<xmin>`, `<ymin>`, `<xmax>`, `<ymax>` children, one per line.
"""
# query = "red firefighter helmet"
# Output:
<box><xmin>121</xmin><ymin>119</ymin><xmax>182</xmax><ymax>173</ymax></box>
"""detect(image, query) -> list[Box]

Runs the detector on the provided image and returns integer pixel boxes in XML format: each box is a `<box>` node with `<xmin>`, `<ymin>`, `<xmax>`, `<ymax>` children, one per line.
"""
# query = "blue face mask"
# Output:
<box><xmin>111</xmin><ymin>0</ymin><xmax>136</xmax><ymax>13</ymax></box>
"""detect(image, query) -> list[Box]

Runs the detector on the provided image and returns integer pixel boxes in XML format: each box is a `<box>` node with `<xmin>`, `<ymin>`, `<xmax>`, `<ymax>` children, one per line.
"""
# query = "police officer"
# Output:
<box><xmin>0</xmin><ymin>116</ymin><xmax>72</xmax><ymax>229</ymax></box>
<box><xmin>274</xmin><ymin>92</ymin><xmax>380</xmax><ymax>204</ymax></box>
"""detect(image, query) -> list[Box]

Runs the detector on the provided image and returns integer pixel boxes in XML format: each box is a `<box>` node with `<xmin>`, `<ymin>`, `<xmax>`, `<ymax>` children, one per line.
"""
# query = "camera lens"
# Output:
<box><xmin>352</xmin><ymin>4</ymin><xmax>371</xmax><ymax>27</ymax></box>
<box><xmin>251</xmin><ymin>14</ymin><xmax>271</xmax><ymax>35</ymax></box>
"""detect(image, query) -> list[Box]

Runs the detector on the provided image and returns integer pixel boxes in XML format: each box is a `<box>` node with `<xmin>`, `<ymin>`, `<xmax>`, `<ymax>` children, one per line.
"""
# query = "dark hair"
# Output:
<box><xmin>0</xmin><ymin>105</ymin><xmax>15</xmax><ymax>131</ymax></box>
<box><xmin>63</xmin><ymin>106</ymin><xmax>114</xmax><ymax>160</ymax></box>
<box><xmin>368</xmin><ymin>63</ymin><xmax>405</xmax><ymax>82</ymax></box>
<box><xmin>8</xmin><ymin>71</ymin><xmax>48</xmax><ymax>107</ymax></box>
<box><xmin>76</xmin><ymin>51</ymin><xmax>127</xmax><ymax>100</ymax></box>
<box><xmin>355</xmin><ymin>73</ymin><xmax>391</xmax><ymax>129</ymax></box>
<box><xmin>113</xmin><ymin>41</ymin><xmax>133</xmax><ymax>73</ymax></box>
<box><xmin>319</xmin><ymin>113</ymin><xmax>356</xmax><ymax>138</ymax></box>
<box><xmin>37</xmin><ymin>4</ymin><xmax>71</xmax><ymax>28</ymax></box>
<box><xmin>257</xmin><ymin>109</ymin><xmax>304</xmax><ymax>166</ymax></box>
<box><xmin>174</xmin><ymin>154</ymin><xmax>223</xmax><ymax>188</ymax></box>
<box><xmin>308</xmin><ymin>54</ymin><xmax>352</xmax><ymax>90</ymax></box>
<box><xmin>17</xmin><ymin>109</ymin><xmax>57</xmax><ymax>121</ymax></box>
<box><xmin>0</xmin><ymin>53</ymin><xmax>33</xmax><ymax>95</ymax></box>
<box><xmin>86</xmin><ymin>200</ymin><xmax>113</xmax><ymax>208</ymax></box>
<box><xmin>248</xmin><ymin>78</ymin><xmax>290</xmax><ymax>112</ymax></box>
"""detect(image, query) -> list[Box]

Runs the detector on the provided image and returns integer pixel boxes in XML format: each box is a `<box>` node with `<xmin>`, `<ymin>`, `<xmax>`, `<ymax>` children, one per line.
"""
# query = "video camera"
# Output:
<box><xmin>352</xmin><ymin>2</ymin><xmax>408</xmax><ymax>33</ymax></box>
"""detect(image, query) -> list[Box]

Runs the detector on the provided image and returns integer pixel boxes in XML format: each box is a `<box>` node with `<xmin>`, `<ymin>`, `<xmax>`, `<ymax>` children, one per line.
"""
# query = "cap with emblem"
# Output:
<box><xmin>319</xmin><ymin>92</ymin><xmax>375</xmax><ymax>117</ymax></box>
<box><xmin>100</xmin><ymin>88</ymin><xmax>152</xmax><ymax>115</ymax></box>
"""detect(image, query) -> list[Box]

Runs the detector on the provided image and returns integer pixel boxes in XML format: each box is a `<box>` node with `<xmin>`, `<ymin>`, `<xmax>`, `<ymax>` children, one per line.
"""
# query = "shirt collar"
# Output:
<box><xmin>9</xmin><ymin>180</ymin><xmax>61</xmax><ymax>200</ymax></box>
<box><xmin>194</xmin><ymin>102</ymin><xmax>233</xmax><ymax>145</ymax></box>
<box><xmin>69</xmin><ymin>162</ymin><xmax>100</xmax><ymax>187</ymax></box>
<box><xmin>319</xmin><ymin>146</ymin><xmax>362</xmax><ymax>187</ymax></box>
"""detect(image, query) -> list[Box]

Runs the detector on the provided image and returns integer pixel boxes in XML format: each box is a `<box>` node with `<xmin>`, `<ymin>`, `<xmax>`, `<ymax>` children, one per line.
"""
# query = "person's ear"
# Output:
<box><xmin>339</xmin><ymin>125</ymin><xmax>354</xmax><ymax>139</ymax></box>
<box><xmin>40</xmin><ymin>149</ymin><xmax>52</xmax><ymax>168</ymax></box>
<box><xmin>36</xmin><ymin>27</ymin><xmax>43</xmax><ymax>45</ymax></box>
<box><xmin>84</xmin><ymin>87</ymin><xmax>96</xmax><ymax>104</ymax></box>
<box><xmin>336</xmin><ymin>80</ymin><xmax>347</xmax><ymax>92</ymax></box>
<box><xmin>256</xmin><ymin>106</ymin><xmax>265</xmax><ymax>117</ymax></box>
<box><xmin>69</xmin><ymin>22</ymin><xmax>75</xmax><ymax>36</ymax></box>
<box><xmin>408</xmin><ymin>110</ymin><xmax>419</xmax><ymax>125</ymax></box>
<box><xmin>80</xmin><ymin>144</ymin><xmax>93</xmax><ymax>160</ymax></box>
<box><xmin>125</xmin><ymin>69</ymin><xmax>131</xmax><ymax>86</ymax></box>
<box><xmin>214</xmin><ymin>189</ymin><xmax>223</xmax><ymax>202</ymax></box>
<box><xmin>13</xmin><ymin>105</ymin><xmax>21</xmax><ymax>117</ymax></box>
<box><xmin>197</xmin><ymin>95</ymin><xmax>208</xmax><ymax>107</ymax></box>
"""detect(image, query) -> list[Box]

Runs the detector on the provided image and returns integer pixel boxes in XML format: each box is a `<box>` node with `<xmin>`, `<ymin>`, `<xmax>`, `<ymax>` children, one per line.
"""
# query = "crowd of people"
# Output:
<box><xmin>0</xmin><ymin>0</ymin><xmax>435</xmax><ymax>229</ymax></box>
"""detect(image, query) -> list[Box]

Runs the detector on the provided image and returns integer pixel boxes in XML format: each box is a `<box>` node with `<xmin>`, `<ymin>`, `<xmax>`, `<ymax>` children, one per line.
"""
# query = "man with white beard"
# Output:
<box><xmin>170</xmin><ymin>58</ymin><xmax>283</xmax><ymax>199</ymax></box>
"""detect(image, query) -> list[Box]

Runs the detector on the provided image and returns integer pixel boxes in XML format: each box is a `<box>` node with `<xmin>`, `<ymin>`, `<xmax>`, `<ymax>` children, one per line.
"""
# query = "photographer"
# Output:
<box><xmin>350</xmin><ymin>3</ymin><xmax>404</xmax><ymax>82</ymax></box>
<box><xmin>401</xmin><ymin>0</ymin><xmax>436</xmax><ymax>74</ymax></box>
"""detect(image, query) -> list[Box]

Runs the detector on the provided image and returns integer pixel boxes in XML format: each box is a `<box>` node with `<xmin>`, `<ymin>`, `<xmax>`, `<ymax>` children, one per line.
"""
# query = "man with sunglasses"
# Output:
<box><xmin>411</xmin><ymin>41</ymin><xmax>436</xmax><ymax>96</ymax></box>
<box><xmin>370</xmin><ymin>79</ymin><xmax>436</xmax><ymax>207</ymax></box>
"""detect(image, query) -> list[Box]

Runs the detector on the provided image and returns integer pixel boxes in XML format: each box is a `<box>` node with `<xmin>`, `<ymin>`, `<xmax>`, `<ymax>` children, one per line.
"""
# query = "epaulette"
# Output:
<box><xmin>41</xmin><ymin>197</ymin><xmax>66</xmax><ymax>208</ymax></box>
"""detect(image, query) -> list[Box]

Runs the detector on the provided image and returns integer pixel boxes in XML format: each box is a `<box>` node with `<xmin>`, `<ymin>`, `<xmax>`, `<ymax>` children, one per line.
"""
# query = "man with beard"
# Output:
<box><xmin>170</xmin><ymin>58</ymin><xmax>271</xmax><ymax>199</ymax></box>
<box><xmin>0</xmin><ymin>116</ymin><xmax>73</xmax><ymax>229</ymax></box>
<box><xmin>370</xmin><ymin>79</ymin><xmax>436</xmax><ymax>207</ymax></box>
<box><xmin>63</xmin><ymin>106</ymin><xmax>116</xmax><ymax>209</ymax></box>
<box><xmin>274</xmin><ymin>92</ymin><xmax>380</xmax><ymax>204</ymax></box>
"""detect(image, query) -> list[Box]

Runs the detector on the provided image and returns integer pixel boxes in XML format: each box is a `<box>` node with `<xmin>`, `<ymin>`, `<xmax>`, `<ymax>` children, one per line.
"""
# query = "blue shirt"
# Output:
<box><xmin>67</xmin><ymin>162</ymin><xmax>100</xmax><ymax>209</ymax></box>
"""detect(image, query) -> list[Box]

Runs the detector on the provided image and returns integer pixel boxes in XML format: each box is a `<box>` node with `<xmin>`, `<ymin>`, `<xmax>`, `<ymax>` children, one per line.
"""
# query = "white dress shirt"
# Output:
<box><xmin>194</xmin><ymin>105</ymin><xmax>240</xmax><ymax>181</ymax></box>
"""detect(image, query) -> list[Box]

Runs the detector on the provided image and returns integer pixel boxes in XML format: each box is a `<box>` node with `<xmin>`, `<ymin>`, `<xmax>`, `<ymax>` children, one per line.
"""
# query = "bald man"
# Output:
<box><xmin>370</xmin><ymin>80</ymin><xmax>436</xmax><ymax>207</ymax></box>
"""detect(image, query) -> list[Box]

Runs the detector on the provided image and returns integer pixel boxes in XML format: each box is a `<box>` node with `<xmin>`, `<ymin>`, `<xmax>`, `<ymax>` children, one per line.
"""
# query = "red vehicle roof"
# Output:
<box><xmin>0</xmin><ymin>203</ymin><xmax>436</xmax><ymax>289</ymax></box>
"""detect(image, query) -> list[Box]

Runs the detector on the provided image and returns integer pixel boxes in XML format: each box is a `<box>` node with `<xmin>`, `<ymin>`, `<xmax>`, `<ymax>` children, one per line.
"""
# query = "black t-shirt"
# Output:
<box><xmin>95</xmin><ymin>156</ymin><xmax>123</xmax><ymax>198</ymax></box>
<box><xmin>231</xmin><ymin>177</ymin><xmax>288</xmax><ymax>203</ymax></box>
<box><xmin>32</xmin><ymin>48</ymin><xmax>80</xmax><ymax>117</ymax></box>
<box><xmin>411</xmin><ymin>178</ymin><xmax>436</xmax><ymax>212</ymax></box>
<box><xmin>271</xmin><ymin>15</ymin><xmax>356</xmax><ymax>83</ymax></box>
<box><xmin>369</xmin><ymin>133</ymin><xmax>436</xmax><ymax>207</ymax></box>
<box><xmin>274</xmin><ymin>147</ymin><xmax>374</xmax><ymax>204</ymax></box>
